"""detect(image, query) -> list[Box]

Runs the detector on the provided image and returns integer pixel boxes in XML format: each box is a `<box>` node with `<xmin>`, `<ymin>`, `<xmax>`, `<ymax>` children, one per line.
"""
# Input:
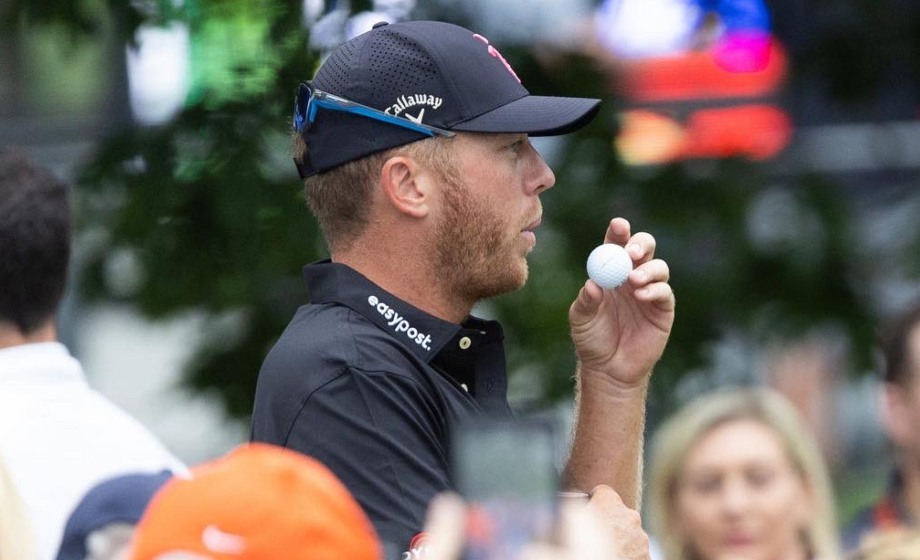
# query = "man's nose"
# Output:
<box><xmin>527</xmin><ymin>143</ymin><xmax>555</xmax><ymax>196</ymax></box>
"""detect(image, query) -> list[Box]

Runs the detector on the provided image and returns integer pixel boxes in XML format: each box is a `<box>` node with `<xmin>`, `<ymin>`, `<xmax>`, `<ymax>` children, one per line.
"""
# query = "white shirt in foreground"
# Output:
<box><xmin>0</xmin><ymin>342</ymin><xmax>185</xmax><ymax>560</ymax></box>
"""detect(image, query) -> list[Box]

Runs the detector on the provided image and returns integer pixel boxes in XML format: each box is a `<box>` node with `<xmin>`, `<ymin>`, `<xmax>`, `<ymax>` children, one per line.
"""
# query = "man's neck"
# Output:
<box><xmin>334</xmin><ymin>251</ymin><xmax>473</xmax><ymax>324</ymax></box>
<box><xmin>0</xmin><ymin>321</ymin><xmax>57</xmax><ymax>351</ymax></box>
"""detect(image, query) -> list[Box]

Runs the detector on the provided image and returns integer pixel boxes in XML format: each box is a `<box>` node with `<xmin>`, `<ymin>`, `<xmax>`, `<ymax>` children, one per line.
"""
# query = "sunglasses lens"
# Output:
<box><xmin>294</xmin><ymin>83</ymin><xmax>312</xmax><ymax>132</ymax></box>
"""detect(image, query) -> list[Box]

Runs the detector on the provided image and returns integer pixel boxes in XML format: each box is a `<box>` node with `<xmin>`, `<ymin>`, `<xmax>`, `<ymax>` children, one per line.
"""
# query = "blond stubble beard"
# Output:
<box><xmin>431</xmin><ymin>170</ymin><xmax>529</xmax><ymax>307</ymax></box>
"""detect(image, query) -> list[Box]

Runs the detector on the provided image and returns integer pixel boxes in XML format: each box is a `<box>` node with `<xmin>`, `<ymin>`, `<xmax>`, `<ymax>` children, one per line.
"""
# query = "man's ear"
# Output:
<box><xmin>880</xmin><ymin>382</ymin><xmax>913</xmax><ymax>447</ymax></box>
<box><xmin>379</xmin><ymin>155</ymin><xmax>431</xmax><ymax>218</ymax></box>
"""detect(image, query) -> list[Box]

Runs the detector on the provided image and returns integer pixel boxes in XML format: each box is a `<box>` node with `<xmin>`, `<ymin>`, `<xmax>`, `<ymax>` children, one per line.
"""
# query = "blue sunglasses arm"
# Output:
<box><xmin>310</xmin><ymin>98</ymin><xmax>436</xmax><ymax>137</ymax></box>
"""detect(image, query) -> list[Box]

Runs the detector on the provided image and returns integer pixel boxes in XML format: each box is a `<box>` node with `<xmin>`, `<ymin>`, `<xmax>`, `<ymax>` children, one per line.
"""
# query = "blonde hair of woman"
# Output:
<box><xmin>648</xmin><ymin>387</ymin><xmax>840</xmax><ymax>560</ymax></box>
<box><xmin>0</xmin><ymin>452</ymin><xmax>36</xmax><ymax>560</ymax></box>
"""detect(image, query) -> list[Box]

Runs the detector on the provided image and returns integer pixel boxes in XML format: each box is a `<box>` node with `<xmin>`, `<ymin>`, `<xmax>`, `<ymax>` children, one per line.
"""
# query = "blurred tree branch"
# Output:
<box><xmin>9</xmin><ymin>0</ymin><xmax>919</xmax><ymax>421</ymax></box>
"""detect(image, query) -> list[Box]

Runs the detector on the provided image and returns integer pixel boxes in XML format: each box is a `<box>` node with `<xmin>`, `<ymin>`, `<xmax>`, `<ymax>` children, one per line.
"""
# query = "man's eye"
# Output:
<box><xmin>509</xmin><ymin>140</ymin><xmax>524</xmax><ymax>152</ymax></box>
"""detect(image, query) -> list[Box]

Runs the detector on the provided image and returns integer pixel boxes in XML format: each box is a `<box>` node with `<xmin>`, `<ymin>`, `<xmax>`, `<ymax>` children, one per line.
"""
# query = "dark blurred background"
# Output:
<box><xmin>2</xmin><ymin>0</ymin><xmax>919</xmax><ymax>524</ymax></box>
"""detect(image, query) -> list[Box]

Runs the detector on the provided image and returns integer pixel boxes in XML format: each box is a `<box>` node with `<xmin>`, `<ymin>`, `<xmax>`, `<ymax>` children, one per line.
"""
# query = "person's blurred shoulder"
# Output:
<box><xmin>846</xmin><ymin>528</ymin><xmax>920</xmax><ymax>560</ymax></box>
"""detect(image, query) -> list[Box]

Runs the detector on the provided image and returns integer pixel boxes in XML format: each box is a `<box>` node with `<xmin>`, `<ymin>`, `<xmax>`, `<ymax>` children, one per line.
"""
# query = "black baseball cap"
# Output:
<box><xmin>295</xmin><ymin>20</ymin><xmax>601</xmax><ymax>178</ymax></box>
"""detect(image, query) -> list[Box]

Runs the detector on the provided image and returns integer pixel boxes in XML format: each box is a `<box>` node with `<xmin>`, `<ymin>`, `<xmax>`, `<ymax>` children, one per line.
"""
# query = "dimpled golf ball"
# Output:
<box><xmin>586</xmin><ymin>243</ymin><xmax>633</xmax><ymax>290</ymax></box>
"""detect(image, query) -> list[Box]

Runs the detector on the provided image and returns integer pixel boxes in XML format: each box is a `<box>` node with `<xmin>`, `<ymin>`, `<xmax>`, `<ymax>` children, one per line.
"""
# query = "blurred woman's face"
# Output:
<box><xmin>675</xmin><ymin>419</ymin><xmax>812</xmax><ymax>560</ymax></box>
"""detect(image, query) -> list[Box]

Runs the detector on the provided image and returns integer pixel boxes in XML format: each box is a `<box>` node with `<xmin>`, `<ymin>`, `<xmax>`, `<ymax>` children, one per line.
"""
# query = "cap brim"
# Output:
<box><xmin>450</xmin><ymin>95</ymin><xmax>601</xmax><ymax>136</ymax></box>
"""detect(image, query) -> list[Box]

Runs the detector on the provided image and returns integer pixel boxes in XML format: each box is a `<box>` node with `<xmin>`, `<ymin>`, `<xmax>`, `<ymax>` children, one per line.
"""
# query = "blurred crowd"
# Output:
<box><xmin>3</xmin><ymin>3</ymin><xmax>920</xmax><ymax>560</ymax></box>
<box><xmin>5</xmin><ymin>126</ymin><xmax>920</xmax><ymax>560</ymax></box>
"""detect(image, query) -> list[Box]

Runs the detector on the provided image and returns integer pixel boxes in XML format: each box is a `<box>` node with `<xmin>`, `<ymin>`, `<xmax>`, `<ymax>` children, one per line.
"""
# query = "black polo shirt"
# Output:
<box><xmin>251</xmin><ymin>260</ymin><xmax>511</xmax><ymax>554</ymax></box>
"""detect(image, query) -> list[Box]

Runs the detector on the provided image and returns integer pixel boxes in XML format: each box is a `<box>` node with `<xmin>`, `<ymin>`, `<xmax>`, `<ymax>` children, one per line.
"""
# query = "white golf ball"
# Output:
<box><xmin>586</xmin><ymin>243</ymin><xmax>633</xmax><ymax>290</ymax></box>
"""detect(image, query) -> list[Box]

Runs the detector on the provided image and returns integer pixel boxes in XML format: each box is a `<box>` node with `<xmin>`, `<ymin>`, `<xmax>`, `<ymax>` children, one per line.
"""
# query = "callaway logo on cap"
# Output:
<box><xmin>294</xmin><ymin>20</ymin><xmax>601</xmax><ymax>178</ymax></box>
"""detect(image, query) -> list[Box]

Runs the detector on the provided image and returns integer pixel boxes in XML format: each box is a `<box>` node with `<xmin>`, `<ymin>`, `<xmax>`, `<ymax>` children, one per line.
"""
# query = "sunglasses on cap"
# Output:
<box><xmin>293</xmin><ymin>82</ymin><xmax>456</xmax><ymax>138</ymax></box>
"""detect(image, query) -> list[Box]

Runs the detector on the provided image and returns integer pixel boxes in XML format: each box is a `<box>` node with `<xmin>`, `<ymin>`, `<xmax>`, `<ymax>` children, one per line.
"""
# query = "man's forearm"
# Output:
<box><xmin>562</xmin><ymin>364</ymin><xmax>649</xmax><ymax>510</ymax></box>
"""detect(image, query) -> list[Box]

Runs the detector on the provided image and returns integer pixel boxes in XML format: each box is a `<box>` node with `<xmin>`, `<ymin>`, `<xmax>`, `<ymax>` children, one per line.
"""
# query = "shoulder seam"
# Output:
<box><xmin>280</xmin><ymin>364</ymin><xmax>433</xmax><ymax>447</ymax></box>
<box><xmin>280</xmin><ymin>366</ymin><xmax>348</xmax><ymax>446</ymax></box>
<box><xmin>343</xmin><ymin>307</ymin><xmax>363</xmax><ymax>369</ymax></box>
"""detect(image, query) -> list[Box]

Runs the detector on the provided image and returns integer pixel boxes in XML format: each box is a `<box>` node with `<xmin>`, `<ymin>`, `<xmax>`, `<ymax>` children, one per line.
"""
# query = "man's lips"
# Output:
<box><xmin>522</xmin><ymin>217</ymin><xmax>542</xmax><ymax>232</ymax></box>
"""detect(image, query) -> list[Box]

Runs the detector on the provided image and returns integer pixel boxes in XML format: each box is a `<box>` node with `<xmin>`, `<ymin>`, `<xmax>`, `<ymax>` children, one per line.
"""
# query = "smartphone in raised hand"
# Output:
<box><xmin>450</xmin><ymin>416</ymin><xmax>558</xmax><ymax>560</ymax></box>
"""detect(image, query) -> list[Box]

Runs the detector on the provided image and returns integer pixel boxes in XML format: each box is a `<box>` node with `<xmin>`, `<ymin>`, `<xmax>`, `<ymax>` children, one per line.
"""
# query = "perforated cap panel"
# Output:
<box><xmin>297</xmin><ymin>20</ymin><xmax>600</xmax><ymax>177</ymax></box>
<box><xmin>366</xmin><ymin>29</ymin><xmax>437</xmax><ymax>91</ymax></box>
<box><xmin>315</xmin><ymin>33</ymin><xmax>366</xmax><ymax>94</ymax></box>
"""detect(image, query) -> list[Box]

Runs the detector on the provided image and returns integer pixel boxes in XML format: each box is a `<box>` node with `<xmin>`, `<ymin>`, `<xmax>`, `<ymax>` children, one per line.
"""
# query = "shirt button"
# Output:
<box><xmin>461</xmin><ymin>383</ymin><xmax>469</xmax><ymax>392</ymax></box>
<box><xmin>459</xmin><ymin>336</ymin><xmax>472</xmax><ymax>350</ymax></box>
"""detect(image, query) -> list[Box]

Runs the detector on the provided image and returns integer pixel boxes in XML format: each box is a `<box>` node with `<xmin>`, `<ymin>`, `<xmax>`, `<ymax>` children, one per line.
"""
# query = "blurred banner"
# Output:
<box><xmin>594</xmin><ymin>0</ymin><xmax>792</xmax><ymax>165</ymax></box>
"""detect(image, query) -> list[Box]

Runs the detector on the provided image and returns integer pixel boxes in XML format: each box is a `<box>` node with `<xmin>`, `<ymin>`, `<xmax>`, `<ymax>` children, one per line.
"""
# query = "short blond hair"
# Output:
<box><xmin>648</xmin><ymin>388</ymin><xmax>841</xmax><ymax>560</ymax></box>
<box><xmin>293</xmin><ymin>134</ymin><xmax>456</xmax><ymax>253</ymax></box>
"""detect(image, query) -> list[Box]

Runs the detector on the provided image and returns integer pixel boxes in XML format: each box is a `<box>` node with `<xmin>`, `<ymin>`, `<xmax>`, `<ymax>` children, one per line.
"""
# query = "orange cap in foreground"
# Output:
<box><xmin>129</xmin><ymin>443</ymin><xmax>381</xmax><ymax>560</ymax></box>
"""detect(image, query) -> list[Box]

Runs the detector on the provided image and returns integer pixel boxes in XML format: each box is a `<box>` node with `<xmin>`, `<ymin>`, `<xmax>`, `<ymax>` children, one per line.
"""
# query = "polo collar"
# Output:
<box><xmin>305</xmin><ymin>260</ymin><xmax>501</xmax><ymax>362</ymax></box>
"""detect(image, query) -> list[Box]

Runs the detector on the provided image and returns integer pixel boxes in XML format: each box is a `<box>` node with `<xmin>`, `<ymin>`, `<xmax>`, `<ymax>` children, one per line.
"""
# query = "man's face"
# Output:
<box><xmin>430</xmin><ymin>133</ymin><xmax>555</xmax><ymax>303</ymax></box>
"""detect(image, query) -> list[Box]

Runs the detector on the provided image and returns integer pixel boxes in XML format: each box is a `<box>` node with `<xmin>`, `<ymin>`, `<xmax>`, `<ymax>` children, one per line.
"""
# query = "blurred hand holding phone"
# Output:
<box><xmin>450</xmin><ymin>416</ymin><xmax>560</xmax><ymax>560</ymax></box>
<box><xmin>447</xmin><ymin>415</ymin><xmax>651</xmax><ymax>560</ymax></box>
<box><xmin>422</xmin><ymin>490</ymin><xmax>634</xmax><ymax>560</ymax></box>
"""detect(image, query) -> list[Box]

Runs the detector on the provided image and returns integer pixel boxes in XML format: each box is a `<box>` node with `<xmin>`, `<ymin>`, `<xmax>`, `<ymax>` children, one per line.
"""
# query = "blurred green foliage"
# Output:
<box><xmin>5</xmin><ymin>0</ymin><xmax>919</xmax><ymax>422</ymax></box>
